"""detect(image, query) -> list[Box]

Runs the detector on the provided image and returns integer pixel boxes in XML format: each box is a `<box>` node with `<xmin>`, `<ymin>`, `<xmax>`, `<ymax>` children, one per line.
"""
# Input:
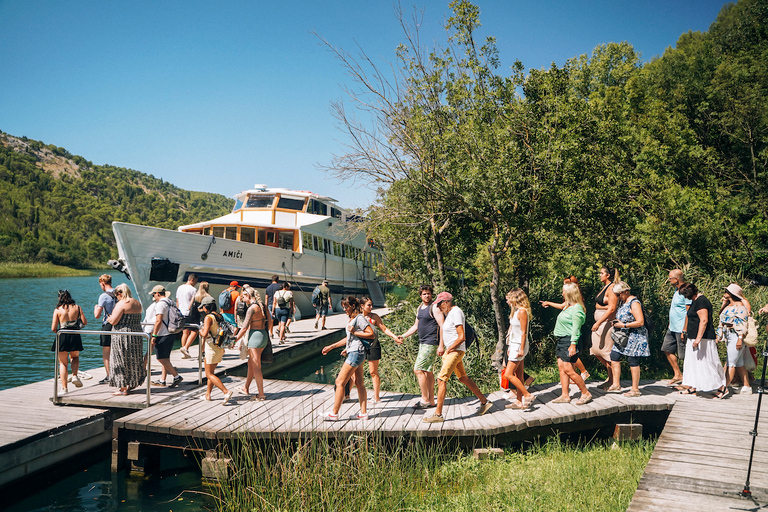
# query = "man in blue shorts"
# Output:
<box><xmin>663</xmin><ymin>269</ymin><xmax>691</xmax><ymax>386</ymax></box>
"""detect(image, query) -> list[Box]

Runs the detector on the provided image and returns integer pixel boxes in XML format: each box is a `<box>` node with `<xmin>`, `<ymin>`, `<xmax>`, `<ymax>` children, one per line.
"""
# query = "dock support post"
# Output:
<box><xmin>128</xmin><ymin>442</ymin><xmax>161</xmax><ymax>475</ymax></box>
<box><xmin>111</xmin><ymin>426</ymin><xmax>127</xmax><ymax>473</ymax></box>
<box><xmin>473</xmin><ymin>448</ymin><xmax>504</xmax><ymax>460</ymax></box>
<box><xmin>613</xmin><ymin>423</ymin><xmax>642</xmax><ymax>443</ymax></box>
<box><xmin>201</xmin><ymin>448</ymin><xmax>232</xmax><ymax>482</ymax></box>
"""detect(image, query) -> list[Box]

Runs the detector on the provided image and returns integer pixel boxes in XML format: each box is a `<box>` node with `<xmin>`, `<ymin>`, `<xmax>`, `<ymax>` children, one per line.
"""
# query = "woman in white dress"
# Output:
<box><xmin>503</xmin><ymin>289</ymin><xmax>534</xmax><ymax>409</ymax></box>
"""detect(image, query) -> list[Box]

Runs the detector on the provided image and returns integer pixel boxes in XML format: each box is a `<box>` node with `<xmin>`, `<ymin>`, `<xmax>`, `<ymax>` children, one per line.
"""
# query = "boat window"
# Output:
<box><xmin>277</xmin><ymin>197</ymin><xmax>305</xmax><ymax>211</ymax></box>
<box><xmin>225</xmin><ymin>227</ymin><xmax>237</xmax><ymax>240</ymax></box>
<box><xmin>308</xmin><ymin>199</ymin><xmax>328</xmax><ymax>216</ymax></box>
<box><xmin>212</xmin><ymin>227</ymin><xmax>224</xmax><ymax>238</ymax></box>
<box><xmin>257</xmin><ymin>229</ymin><xmax>266</xmax><ymax>245</ymax></box>
<box><xmin>323</xmin><ymin>239</ymin><xmax>331</xmax><ymax>254</ymax></box>
<box><xmin>302</xmin><ymin>232</ymin><xmax>311</xmax><ymax>250</ymax></box>
<box><xmin>241</xmin><ymin>227</ymin><xmax>256</xmax><ymax>243</ymax></box>
<box><xmin>266</xmin><ymin>231</ymin><xmax>276</xmax><ymax>244</ymax></box>
<box><xmin>332</xmin><ymin>241</ymin><xmax>340</xmax><ymax>257</ymax></box>
<box><xmin>233</xmin><ymin>197</ymin><xmax>244</xmax><ymax>212</ymax></box>
<box><xmin>313</xmin><ymin>236</ymin><xmax>320</xmax><ymax>252</ymax></box>
<box><xmin>203</xmin><ymin>227</ymin><xmax>210</xmax><ymax>236</ymax></box>
<box><xmin>279</xmin><ymin>231</ymin><xmax>294</xmax><ymax>250</ymax></box>
<box><xmin>331</xmin><ymin>207</ymin><xmax>342</xmax><ymax>219</ymax></box>
<box><xmin>246</xmin><ymin>194</ymin><xmax>275</xmax><ymax>208</ymax></box>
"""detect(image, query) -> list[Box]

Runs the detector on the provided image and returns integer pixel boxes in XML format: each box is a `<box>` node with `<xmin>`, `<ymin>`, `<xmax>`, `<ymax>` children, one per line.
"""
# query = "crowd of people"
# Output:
<box><xmin>50</xmin><ymin>268</ymin><xmax>765</xmax><ymax>418</ymax></box>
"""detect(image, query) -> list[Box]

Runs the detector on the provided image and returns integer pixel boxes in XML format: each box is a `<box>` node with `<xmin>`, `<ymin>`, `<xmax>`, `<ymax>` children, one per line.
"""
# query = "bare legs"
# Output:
<box><xmin>205</xmin><ymin>363</ymin><xmax>229</xmax><ymax>400</ymax></box>
<box><xmin>415</xmin><ymin>369</ymin><xmax>436</xmax><ymax>405</ymax></box>
<box><xmin>57</xmin><ymin>351</ymin><xmax>78</xmax><ymax>390</ymax></box>
<box><xmin>332</xmin><ymin>363</ymin><xmax>366</xmax><ymax>415</ymax></box>
<box><xmin>558</xmin><ymin>359</ymin><xmax>588</xmax><ymax>399</ymax></box>
<box><xmin>611</xmin><ymin>361</ymin><xmax>640</xmax><ymax>394</ymax></box>
<box><xmin>368</xmin><ymin>360</ymin><xmax>381</xmax><ymax>401</ymax></box>
<box><xmin>504</xmin><ymin>360</ymin><xmax>531</xmax><ymax>403</ymax></box>
<box><xmin>278</xmin><ymin>321</ymin><xmax>287</xmax><ymax>342</ymax></box>
<box><xmin>102</xmin><ymin>347</ymin><xmax>110</xmax><ymax>377</ymax></box>
<box><xmin>664</xmin><ymin>351</ymin><xmax>683</xmax><ymax>382</ymax></box>
<box><xmin>242</xmin><ymin>347</ymin><xmax>266</xmax><ymax>398</ymax></box>
<box><xmin>434</xmin><ymin>376</ymin><xmax>486</xmax><ymax>417</ymax></box>
<box><xmin>726</xmin><ymin>365</ymin><xmax>749</xmax><ymax>389</ymax></box>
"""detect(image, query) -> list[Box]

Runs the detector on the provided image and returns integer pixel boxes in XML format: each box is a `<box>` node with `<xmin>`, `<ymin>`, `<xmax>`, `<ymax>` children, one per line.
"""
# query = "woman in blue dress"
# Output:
<box><xmin>608</xmin><ymin>281</ymin><xmax>649</xmax><ymax>397</ymax></box>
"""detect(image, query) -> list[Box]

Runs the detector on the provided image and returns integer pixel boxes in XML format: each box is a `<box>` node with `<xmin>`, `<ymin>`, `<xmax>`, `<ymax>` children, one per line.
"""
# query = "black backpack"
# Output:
<box><xmin>465</xmin><ymin>322</ymin><xmax>478</xmax><ymax>349</ymax></box>
<box><xmin>236</xmin><ymin>299</ymin><xmax>248</xmax><ymax>318</ymax></box>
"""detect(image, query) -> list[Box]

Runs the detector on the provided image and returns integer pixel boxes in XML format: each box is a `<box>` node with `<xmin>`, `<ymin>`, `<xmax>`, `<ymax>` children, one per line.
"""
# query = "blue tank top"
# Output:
<box><xmin>416</xmin><ymin>304</ymin><xmax>439</xmax><ymax>346</ymax></box>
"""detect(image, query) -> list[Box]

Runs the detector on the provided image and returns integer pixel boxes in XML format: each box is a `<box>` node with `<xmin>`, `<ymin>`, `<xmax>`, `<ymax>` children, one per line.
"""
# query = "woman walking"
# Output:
<box><xmin>321</xmin><ymin>296</ymin><xmax>375</xmax><ymax>420</ymax></box>
<box><xmin>550</xmin><ymin>282</ymin><xmax>592</xmax><ymax>405</ymax></box>
<box><xmin>608</xmin><ymin>281</ymin><xmax>649</xmax><ymax>397</ymax></box>
<box><xmin>198</xmin><ymin>296</ymin><xmax>234</xmax><ymax>403</ymax></box>
<box><xmin>540</xmin><ymin>276</ymin><xmax>590</xmax><ymax>381</ymax></box>
<box><xmin>107</xmin><ymin>284</ymin><xmax>146</xmax><ymax>395</ymax></box>
<box><xmin>679</xmin><ymin>283</ymin><xmax>727</xmax><ymax>397</ymax></box>
<box><xmin>717</xmin><ymin>283</ymin><xmax>751</xmax><ymax>394</ymax></box>
<box><xmin>180</xmin><ymin>281</ymin><xmax>210</xmax><ymax>358</ymax></box>
<box><xmin>272</xmin><ymin>282</ymin><xmax>294</xmax><ymax>344</ymax></box>
<box><xmin>361</xmin><ymin>296</ymin><xmax>402</xmax><ymax>402</ymax></box>
<box><xmin>51</xmin><ymin>290</ymin><xmax>87</xmax><ymax>393</ymax></box>
<box><xmin>503</xmin><ymin>289</ymin><xmax>535</xmax><ymax>409</ymax></box>
<box><xmin>591</xmin><ymin>266</ymin><xmax>619</xmax><ymax>389</ymax></box>
<box><xmin>234</xmin><ymin>288</ymin><xmax>272</xmax><ymax>400</ymax></box>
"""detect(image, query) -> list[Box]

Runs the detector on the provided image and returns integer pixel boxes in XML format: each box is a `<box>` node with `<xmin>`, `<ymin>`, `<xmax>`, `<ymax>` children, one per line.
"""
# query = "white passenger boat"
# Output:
<box><xmin>111</xmin><ymin>185</ymin><xmax>385</xmax><ymax>317</ymax></box>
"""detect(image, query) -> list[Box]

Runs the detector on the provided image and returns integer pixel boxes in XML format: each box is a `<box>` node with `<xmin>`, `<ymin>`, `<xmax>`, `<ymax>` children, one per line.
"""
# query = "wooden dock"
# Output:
<box><xmin>628</xmin><ymin>393</ymin><xmax>768</xmax><ymax>511</ymax></box>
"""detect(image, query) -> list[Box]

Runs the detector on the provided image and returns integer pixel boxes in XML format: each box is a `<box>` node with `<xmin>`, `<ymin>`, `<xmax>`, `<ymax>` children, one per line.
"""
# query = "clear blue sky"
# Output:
<box><xmin>0</xmin><ymin>0</ymin><xmax>729</xmax><ymax>209</ymax></box>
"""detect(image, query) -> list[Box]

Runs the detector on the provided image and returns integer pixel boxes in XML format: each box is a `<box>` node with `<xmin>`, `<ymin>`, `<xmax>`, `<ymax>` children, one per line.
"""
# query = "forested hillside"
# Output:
<box><xmin>0</xmin><ymin>132</ymin><xmax>232</xmax><ymax>268</ymax></box>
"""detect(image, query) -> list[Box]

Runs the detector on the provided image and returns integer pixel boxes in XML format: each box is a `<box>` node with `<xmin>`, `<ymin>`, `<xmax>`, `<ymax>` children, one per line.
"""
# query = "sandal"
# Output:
<box><xmin>575</xmin><ymin>393</ymin><xmax>593</xmax><ymax>405</ymax></box>
<box><xmin>678</xmin><ymin>388</ymin><xmax>696</xmax><ymax>395</ymax></box>
<box><xmin>552</xmin><ymin>395</ymin><xmax>571</xmax><ymax>403</ymax></box>
<box><xmin>667</xmin><ymin>377</ymin><xmax>682</xmax><ymax>386</ymax></box>
<box><xmin>580</xmin><ymin>372</ymin><xmax>590</xmax><ymax>381</ymax></box>
<box><xmin>715</xmin><ymin>388</ymin><xmax>730</xmax><ymax>400</ymax></box>
<box><xmin>522</xmin><ymin>395</ymin><xmax>537</xmax><ymax>408</ymax></box>
<box><xmin>623</xmin><ymin>390</ymin><xmax>641</xmax><ymax>398</ymax></box>
<box><xmin>505</xmin><ymin>400</ymin><xmax>524</xmax><ymax>409</ymax></box>
<box><xmin>606</xmin><ymin>385</ymin><xmax>622</xmax><ymax>393</ymax></box>
<box><xmin>237</xmin><ymin>386</ymin><xmax>250</xmax><ymax>395</ymax></box>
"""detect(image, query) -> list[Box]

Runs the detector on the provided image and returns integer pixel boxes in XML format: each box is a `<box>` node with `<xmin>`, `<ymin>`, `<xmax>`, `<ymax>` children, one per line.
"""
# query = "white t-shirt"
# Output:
<box><xmin>143</xmin><ymin>302</ymin><xmax>157</xmax><ymax>335</ymax></box>
<box><xmin>176</xmin><ymin>283</ymin><xmax>196</xmax><ymax>316</ymax></box>
<box><xmin>442</xmin><ymin>306</ymin><xmax>466</xmax><ymax>352</ymax></box>
<box><xmin>153</xmin><ymin>299</ymin><xmax>170</xmax><ymax>336</ymax></box>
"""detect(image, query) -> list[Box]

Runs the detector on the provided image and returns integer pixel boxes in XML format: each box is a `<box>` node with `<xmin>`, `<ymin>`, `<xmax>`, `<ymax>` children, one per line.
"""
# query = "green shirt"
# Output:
<box><xmin>553</xmin><ymin>304</ymin><xmax>586</xmax><ymax>342</ymax></box>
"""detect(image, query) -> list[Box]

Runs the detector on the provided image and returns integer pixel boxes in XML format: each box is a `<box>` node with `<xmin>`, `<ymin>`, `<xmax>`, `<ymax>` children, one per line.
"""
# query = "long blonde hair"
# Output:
<box><xmin>194</xmin><ymin>281</ymin><xmax>210</xmax><ymax>303</ymax></box>
<box><xmin>506</xmin><ymin>288</ymin><xmax>532</xmax><ymax>319</ymax></box>
<box><xmin>114</xmin><ymin>283</ymin><xmax>132</xmax><ymax>300</ymax></box>
<box><xmin>563</xmin><ymin>282</ymin><xmax>585</xmax><ymax>309</ymax></box>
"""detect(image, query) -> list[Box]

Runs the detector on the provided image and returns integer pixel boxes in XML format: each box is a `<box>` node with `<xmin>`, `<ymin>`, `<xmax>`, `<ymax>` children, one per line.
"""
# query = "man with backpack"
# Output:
<box><xmin>148</xmin><ymin>285</ymin><xmax>183</xmax><ymax>388</ymax></box>
<box><xmin>265</xmin><ymin>275</ymin><xmax>280</xmax><ymax>338</ymax></box>
<box><xmin>219</xmin><ymin>281</ymin><xmax>240</xmax><ymax>325</ymax></box>
<box><xmin>313</xmin><ymin>280</ymin><xmax>332</xmax><ymax>330</ymax></box>
<box><xmin>94</xmin><ymin>274</ymin><xmax>116</xmax><ymax>384</ymax></box>
<box><xmin>424</xmin><ymin>291</ymin><xmax>492</xmax><ymax>423</ymax></box>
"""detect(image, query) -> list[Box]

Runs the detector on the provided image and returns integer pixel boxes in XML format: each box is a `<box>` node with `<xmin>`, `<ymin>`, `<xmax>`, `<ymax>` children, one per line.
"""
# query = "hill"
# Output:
<box><xmin>0</xmin><ymin>131</ymin><xmax>232</xmax><ymax>268</ymax></box>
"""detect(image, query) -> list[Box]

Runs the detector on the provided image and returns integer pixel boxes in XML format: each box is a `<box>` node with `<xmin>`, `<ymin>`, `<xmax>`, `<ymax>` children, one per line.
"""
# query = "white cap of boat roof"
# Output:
<box><xmin>254</xmin><ymin>184</ymin><xmax>267</xmax><ymax>190</ymax></box>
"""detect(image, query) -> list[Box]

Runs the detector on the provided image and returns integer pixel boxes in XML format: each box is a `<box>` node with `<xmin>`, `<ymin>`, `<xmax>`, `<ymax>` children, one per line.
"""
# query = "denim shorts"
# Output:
<box><xmin>345</xmin><ymin>349</ymin><xmax>366</xmax><ymax>368</ymax></box>
<box><xmin>275</xmin><ymin>307</ymin><xmax>291</xmax><ymax>323</ymax></box>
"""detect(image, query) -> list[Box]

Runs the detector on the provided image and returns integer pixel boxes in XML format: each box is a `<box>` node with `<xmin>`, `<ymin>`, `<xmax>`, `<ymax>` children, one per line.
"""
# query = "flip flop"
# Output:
<box><xmin>575</xmin><ymin>394</ymin><xmax>593</xmax><ymax>405</ymax></box>
<box><xmin>667</xmin><ymin>378</ymin><xmax>683</xmax><ymax>386</ymax></box>
<box><xmin>623</xmin><ymin>390</ymin><xmax>641</xmax><ymax>397</ymax></box>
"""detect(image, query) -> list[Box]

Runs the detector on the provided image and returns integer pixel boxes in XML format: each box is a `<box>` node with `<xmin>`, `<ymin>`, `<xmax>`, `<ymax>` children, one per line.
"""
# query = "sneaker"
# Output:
<box><xmin>741</xmin><ymin>386</ymin><xmax>753</xmax><ymax>395</ymax></box>
<box><xmin>352</xmin><ymin>413</ymin><xmax>368</xmax><ymax>420</ymax></box>
<box><xmin>180</xmin><ymin>348</ymin><xmax>191</xmax><ymax>359</ymax></box>
<box><xmin>71</xmin><ymin>375</ymin><xmax>83</xmax><ymax>388</ymax></box>
<box><xmin>413</xmin><ymin>401</ymin><xmax>431</xmax><ymax>410</ymax></box>
<box><xmin>170</xmin><ymin>375</ymin><xmax>183</xmax><ymax>388</ymax></box>
<box><xmin>323</xmin><ymin>412</ymin><xmax>339</xmax><ymax>421</ymax></box>
<box><xmin>151</xmin><ymin>379</ymin><xmax>166</xmax><ymax>387</ymax></box>
<box><xmin>423</xmin><ymin>414</ymin><xmax>444</xmax><ymax>423</ymax></box>
<box><xmin>477</xmin><ymin>401</ymin><xmax>493</xmax><ymax>416</ymax></box>
<box><xmin>98</xmin><ymin>377</ymin><xmax>109</xmax><ymax>385</ymax></box>
<box><xmin>501</xmin><ymin>391</ymin><xmax>512</xmax><ymax>400</ymax></box>
<box><xmin>60</xmin><ymin>387</ymin><xmax>68</xmax><ymax>394</ymax></box>
<box><xmin>321</xmin><ymin>326</ymin><xmax>328</xmax><ymax>330</ymax></box>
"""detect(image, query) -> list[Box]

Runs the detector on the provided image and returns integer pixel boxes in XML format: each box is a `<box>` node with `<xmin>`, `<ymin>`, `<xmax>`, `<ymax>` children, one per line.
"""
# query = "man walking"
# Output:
<box><xmin>176</xmin><ymin>273</ymin><xmax>197</xmax><ymax>359</ymax></box>
<box><xmin>220</xmin><ymin>281</ymin><xmax>240</xmax><ymax>325</ymax></box>
<box><xmin>149</xmin><ymin>285</ymin><xmax>183</xmax><ymax>388</ymax></box>
<box><xmin>314</xmin><ymin>280</ymin><xmax>332</xmax><ymax>330</ymax></box>
<box><xmin>663</xmin><ymin>269</ymin><xmax>691</xmax><ymax>386</ymax></box>
<box><xmin>94</xmin><ymin>274</ymin><xmax>116</xmax><ymax>384</ymax></box>
<box><xmin>400</xmin><ymin>285</ymin><xmax>443</xmax><ymax>409</ymax></box>
<box><xmin>265</xmin><ymin>275</ymin><xmax>280</xmax><ymax>338</ymax></box>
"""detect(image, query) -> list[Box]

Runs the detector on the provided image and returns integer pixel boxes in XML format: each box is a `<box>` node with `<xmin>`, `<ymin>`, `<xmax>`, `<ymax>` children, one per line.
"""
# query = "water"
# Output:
<box><xmin>0</xmin><ymin>270</ymin><xmax>130</xmax><ymax>390</ymax></box>
<box><xmin>1</xmin><ymin>272</ymin><xmax>345</xmax><ymax>511</ymax></box>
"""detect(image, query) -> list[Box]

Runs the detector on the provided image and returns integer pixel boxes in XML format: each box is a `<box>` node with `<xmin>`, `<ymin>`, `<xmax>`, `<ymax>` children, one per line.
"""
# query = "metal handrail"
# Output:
<box><xmin>54</xmin><ymin>328</ymin><xmax>152</xmax><ymax>407</ymax></box>
<box><xmin>140</xmin><ymin>322</ymin><xmax>204</xmax><ymax>385</ymax></box>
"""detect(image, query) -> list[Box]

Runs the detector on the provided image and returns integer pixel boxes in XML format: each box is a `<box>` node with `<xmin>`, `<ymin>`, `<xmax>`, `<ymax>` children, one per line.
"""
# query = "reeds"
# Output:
<box><xmin>0</xmin><ymin>262</ymin><xmax>93</xmax><ymax>278</ymax></box>
<box><xmin>214</xmin><ymin>434</ymin><xmax>655</xmax><ymax>512</ymax></box>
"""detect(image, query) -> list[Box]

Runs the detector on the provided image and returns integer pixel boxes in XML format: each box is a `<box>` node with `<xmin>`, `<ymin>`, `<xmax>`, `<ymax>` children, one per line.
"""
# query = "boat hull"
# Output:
<box><xmin>112</xmin><ymin>222</ymin><xmax>374</xmax><ymax>318</ymax></box>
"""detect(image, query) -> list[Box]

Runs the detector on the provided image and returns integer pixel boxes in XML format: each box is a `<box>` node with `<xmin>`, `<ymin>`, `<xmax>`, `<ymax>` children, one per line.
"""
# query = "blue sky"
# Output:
<box><xmin>0</xmin><ymin>1</ymin><xmax>729</xmax><ymax>209</ymax></box>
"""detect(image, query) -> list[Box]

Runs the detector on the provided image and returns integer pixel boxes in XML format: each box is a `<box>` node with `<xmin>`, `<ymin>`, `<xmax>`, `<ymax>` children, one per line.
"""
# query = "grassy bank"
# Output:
<box><xmin>216</xmin><ymin>435</ymin><xmax>654</xmax><ymax>511</ymax></box>
<box><xmin>0</xmin><ymin>262</ymin><xmax>95</xmax><ymax>279</ymax></box>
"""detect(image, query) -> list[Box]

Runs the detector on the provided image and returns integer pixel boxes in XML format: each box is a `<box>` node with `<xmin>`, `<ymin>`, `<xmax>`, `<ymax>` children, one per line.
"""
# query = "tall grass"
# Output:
<box><xmin>214</xmin><ymin>434</ymin><xmax>655</xmax><ymax>512</ymax></box>
<box><xmin>0</xmin><ymin>262</ymin><xmax>94</xmax><ymax>278</ymax></box>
